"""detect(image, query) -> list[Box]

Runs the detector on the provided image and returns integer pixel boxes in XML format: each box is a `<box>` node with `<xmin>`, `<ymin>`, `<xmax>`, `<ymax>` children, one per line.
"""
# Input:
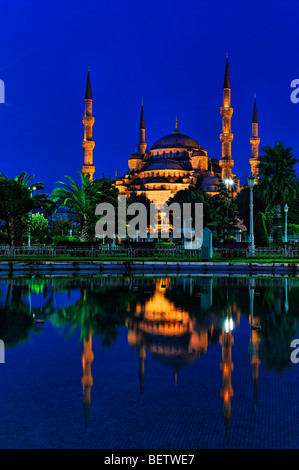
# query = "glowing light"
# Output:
<box><xmin>224</xmin><ymin>178</ymin><xmax>234</xmax><ymax>188</ymax></box>
<box><xmin>224</xmin><ymin>317</ymin><xmax>234</xmax><ymax>333</ymax></box>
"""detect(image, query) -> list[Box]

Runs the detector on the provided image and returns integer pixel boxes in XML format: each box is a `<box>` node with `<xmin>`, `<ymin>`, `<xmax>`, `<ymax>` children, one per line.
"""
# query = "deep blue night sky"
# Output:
<box><xmin>0</xmin><ymin>0</ymin><xmax>298</xmax><ymax>194</ymax></box>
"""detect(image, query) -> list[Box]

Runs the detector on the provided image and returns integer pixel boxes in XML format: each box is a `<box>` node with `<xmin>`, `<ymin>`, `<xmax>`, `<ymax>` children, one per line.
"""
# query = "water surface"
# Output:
<box><xmin>0</xmin><ymin>274</ymin><xmax>298</xmax><ymax>449</ymax></box>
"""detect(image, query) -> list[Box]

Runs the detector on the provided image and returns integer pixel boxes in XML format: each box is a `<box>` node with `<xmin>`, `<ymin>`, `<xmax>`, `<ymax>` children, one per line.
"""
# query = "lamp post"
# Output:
<box><xmin>284</xmin><ymin>203</ymin><xmax>288</xmax><ymax>243</ymax></box>
<box><xmin>248</xmin><ymin>278</ymin><xmax>254</xmax><ymax>356</ymax></box>
<box><xmin>28</xmin><ymin>186</ymin><xmax>36</xmax><ymax>247</ymax></box>
<box><xmin>224</xmin><ymin>178</ymin><xmax>234</xmax><ymax>237</ymax></box>
<box><xmin>284</xmin><ymin>278</ymin><xmax>289</xmax><ymax>314</ymax></box>
<box><xmin>247</xmin><ymin>172</ymin><xmax>255</xmax><ymax>256</ymax></box>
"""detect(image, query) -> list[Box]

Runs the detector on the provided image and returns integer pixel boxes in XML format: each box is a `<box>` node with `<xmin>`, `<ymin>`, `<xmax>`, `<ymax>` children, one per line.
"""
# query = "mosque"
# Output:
<box><xmin>81</xmin><ymin>55</ymin><xmax>260</xmax><ymax>205</ymax></box>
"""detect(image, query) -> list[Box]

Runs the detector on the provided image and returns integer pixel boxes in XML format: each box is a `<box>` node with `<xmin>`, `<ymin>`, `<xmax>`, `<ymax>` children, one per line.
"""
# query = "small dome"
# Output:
<box><xmin>129</xmin><ymin>152</ymin><xmax>143</xmax><ymax>160</ymax></box>
<box><xmin>201</xmin><ymin>173</ymin><xmax>220</xmax><ymax>186</ymax></box>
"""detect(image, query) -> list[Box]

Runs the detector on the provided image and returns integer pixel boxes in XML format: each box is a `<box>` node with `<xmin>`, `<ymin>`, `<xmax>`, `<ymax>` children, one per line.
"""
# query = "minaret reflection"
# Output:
<box><xmin>127</xmin><ymin>279</ymin><xmax>210</xmax><ymax>392</ymax></box>
<box><xmin>219</xmin><ymin>306</ymin><xmax>234</xmax><ymax>446</ymax></box>
<box><xmin>81</xmin><ymin>333</ymin><xmax>94</xmax><ymax>430</ymax></box>
<box><xmin>249</xmin><ymin>279</ymin><xmax>260</xmax><ymax>411</ymax></box>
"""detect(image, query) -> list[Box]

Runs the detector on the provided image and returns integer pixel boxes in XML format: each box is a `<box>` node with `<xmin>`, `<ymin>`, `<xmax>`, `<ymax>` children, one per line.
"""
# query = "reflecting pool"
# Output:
<box><xmin>0</xmin><ymin>274</ymin><xmax>299</xmax><ymax>449</ymax></box>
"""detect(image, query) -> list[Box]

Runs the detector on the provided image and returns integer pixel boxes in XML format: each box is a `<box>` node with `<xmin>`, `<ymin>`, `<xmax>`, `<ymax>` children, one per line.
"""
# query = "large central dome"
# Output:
<box><xmin>150</xmin><ymin>129</ymin><xmax>201</xmax><ymax>151</ymax></box>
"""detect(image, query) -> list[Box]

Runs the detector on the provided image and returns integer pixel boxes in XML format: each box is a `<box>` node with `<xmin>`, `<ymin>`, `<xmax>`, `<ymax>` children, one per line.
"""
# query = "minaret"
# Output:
<box><xmin>219</xmin><ymin>52</ymin><xmax>234</xmax><ymax>181</ymax></box>
<box><xmin>82</xmin><ymin>66</ymin><xmax>95</xmax><ymax>180</ymax></box>
<box><xmin>249</xmin><ymin>279</ymin><xmax>260</xmax><ymax>411</ymax></box>
<box><xmin>137</xmin><ymin>101</ymin><xmax>147</xmax><ymax>155</ymax></box>
<box><xmin>249</xmin><ymin>93</ymin><xmax>260</xmax><ymax>182</ymax></box>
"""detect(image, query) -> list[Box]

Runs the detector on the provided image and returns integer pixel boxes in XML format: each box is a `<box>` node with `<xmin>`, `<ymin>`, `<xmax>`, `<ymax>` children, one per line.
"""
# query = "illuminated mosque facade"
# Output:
<box><xmin>81</xmin><ymin>55</ymin><xmax>260</xmax><ymax>204</ymax></box>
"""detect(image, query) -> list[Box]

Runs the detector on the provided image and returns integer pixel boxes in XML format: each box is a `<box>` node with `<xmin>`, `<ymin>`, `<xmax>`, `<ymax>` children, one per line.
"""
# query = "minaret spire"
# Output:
<box><xmin>249</xmin><ymin>93</ymin><xmax>260</xmax><ymax>182</ymax></box>
<box><xmin>137</xmin><ymin>100</ymin><xmax>147</xmax><ymax>154</ymax></box>
<box><xmin>223</xmin><ymin>51</ymin><xmax>231</xmax><ymax>89</ymax></box>
<box><xmin>219</xmin><ymin>53</ymin><xmax>234</xmax><ymax>182</ymax></box>
<box><xmin>82</xmin><ymin>66</ymin><xmax>95</xmax><ymax>180</ymax></box>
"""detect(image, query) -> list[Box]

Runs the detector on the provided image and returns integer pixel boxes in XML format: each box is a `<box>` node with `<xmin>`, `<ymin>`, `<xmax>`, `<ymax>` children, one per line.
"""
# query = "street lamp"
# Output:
<box><xmin>247</xmin><ymin>171</ymin><xmax>255</xmax><ymax>256</ymax></box>
<box><xmin>284</xmin><ymin>203</ymin><xmax>289</xmax><ymax>243</ymax></box>
<box><xmin>223</xmin><ymin>178</ymin><xmax>234</xmax><ymax>237</ymax></box>
<box><xmin>28</xmin><ymin>186</ymin><xmax>36</xmax><ymax>247</ymax></box>
<box><xmin>224</xmin><ymin>178</ymin><xmax>234</xmax><ymax>189</ymax></box>
<box><xmin>224</xmin><ymin>177</ymin><xmax>234</xmax><ymax>201</ymax></box>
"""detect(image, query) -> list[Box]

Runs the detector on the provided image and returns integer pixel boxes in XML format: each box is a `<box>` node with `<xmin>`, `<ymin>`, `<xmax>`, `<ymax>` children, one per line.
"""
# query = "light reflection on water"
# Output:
<box><xmin>0</xmin><ymin>275</ymin><xmax>298</xmax><ymax>449</ymax></box>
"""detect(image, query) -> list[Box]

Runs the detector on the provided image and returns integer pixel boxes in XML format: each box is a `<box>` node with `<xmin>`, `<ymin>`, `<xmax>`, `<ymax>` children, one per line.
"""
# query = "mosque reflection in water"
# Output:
<box><xmin>0</xmin><ymin>275</ymin><xmax>297</xmax><ymax>444</ymax></box>
<box><xmin>126</xmin><ymin>278</ymin><xmax>254</xmax><ymax>435</ymax></box>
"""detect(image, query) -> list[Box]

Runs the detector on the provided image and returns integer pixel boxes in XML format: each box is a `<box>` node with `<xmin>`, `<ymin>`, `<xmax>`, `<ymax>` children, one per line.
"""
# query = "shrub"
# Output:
<box><xmin>52</xmin><ymin>234</ymin><xmax>80</xmax><ymax>245</ymax></box>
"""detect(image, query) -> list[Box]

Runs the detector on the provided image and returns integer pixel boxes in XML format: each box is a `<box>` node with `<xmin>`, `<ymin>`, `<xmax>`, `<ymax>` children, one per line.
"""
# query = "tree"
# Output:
<box><xmin>257</xmin><ymin>142</ymin><xmax>298</xmax><ymax>243</ymax></box>
<box><xmin>30</xmin><ymin>213</ymin><xmax>50</xmax><ymax>244</ymax></box>
<box><xmin>254</xmin><ymin>212</ymin><xmax>269</xmax><ymax>247</ymax></box>
<box><xmin>51</xmin><ymin>171</ymin><xmax>118</xmax><ymax>242</ymax></box>
<box><xmin>210</xmin><ymin>183</ymin><xmax>239</xmax><ymax>240</ymax></box>
<box><xmin>168</xmin><ymin>186</ymin><xmax>239</xmax><ymax>241</ymax></box>
<box><xmin>53</xmin><ymin>219</ymin><xmax>72</xmax><ymax>236</ymax></box>
<box><xmin>234</xmin><ymin>185</ymin><xmax>266</xmax><ymax>232</ymax></box>
<box><xmin>168</xmin><ymin>185</ymin><xmax>237</xmax><ymax>239</ymax></box>
<box><xmin>0</xmin><ymin>179</ymin><xmax>34</xmax><ymax>246</ymax></box>
<box><xmin>0</xmin><ymin>172</ymin><xmax>54</xmax><ymax>246</ymax></box>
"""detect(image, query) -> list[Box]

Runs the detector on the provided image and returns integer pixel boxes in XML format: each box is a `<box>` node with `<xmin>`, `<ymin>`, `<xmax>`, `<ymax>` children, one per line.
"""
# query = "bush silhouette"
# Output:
<box><xmin>254</xmin><ymin>212</ymin><xmax>269</xmax><ymax>247</ymax></box>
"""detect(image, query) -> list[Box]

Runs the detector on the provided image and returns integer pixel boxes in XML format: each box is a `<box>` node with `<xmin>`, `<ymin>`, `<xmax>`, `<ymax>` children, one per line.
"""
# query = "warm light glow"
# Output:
<box><xmin>223</xmin><ymin>363</ymin><xmax>229</xmax><ymax>376</ymax></box>
<box><xmin>223</xmin><ymin>390</ymin><xmax>230</xmax><ymax>403</ymax></box>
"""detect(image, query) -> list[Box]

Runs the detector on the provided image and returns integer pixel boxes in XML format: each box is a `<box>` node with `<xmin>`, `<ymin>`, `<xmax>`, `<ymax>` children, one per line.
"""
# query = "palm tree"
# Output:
<box><xmin>51</xmin><ymin>171</ymin><xmax>118</xmax><ymax>242</ymax></box>
<box><xmin>257</xmin><ymin>142</ymin><xmax>298</xmax><ymax>243</ymax></box>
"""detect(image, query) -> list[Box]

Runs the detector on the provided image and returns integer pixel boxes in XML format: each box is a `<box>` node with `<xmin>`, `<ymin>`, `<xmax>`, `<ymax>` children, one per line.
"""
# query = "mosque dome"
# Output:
<box><xmin>201</xmin><ymin>173</ymin><xmax>220</xmax><ymax>185</ymax></box>
<box><xmin>150</xmin><ymin>131</ymin><xmax>201</xmax><ymax>151</ymax></box>
<box><xmin>200</xmin><ymin>173</ymin><xmax>220</xmax><ymax>191</ymax></box>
